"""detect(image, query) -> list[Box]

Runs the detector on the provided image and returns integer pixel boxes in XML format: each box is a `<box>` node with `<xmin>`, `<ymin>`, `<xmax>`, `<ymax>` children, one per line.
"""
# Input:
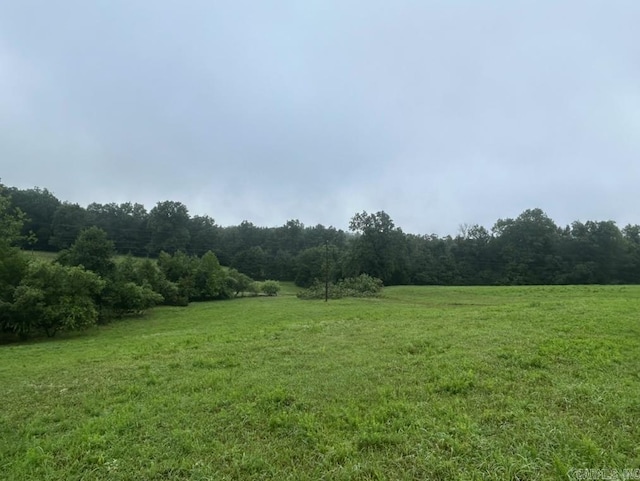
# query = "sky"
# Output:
<box><xmin>1</xmin><ymin>1</ymin><xmax>639</xmax><ymax>236</ymax></box>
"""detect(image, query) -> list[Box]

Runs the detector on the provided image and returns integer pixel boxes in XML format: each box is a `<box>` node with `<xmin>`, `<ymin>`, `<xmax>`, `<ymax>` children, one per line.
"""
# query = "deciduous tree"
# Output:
<box><xmin>347</xmin><ymin>211</ymin><xmax>409</xmax><ymax>284</ymax></box>
<box><xmin>147</xmin><ymin>201</ymin><xmax>191</xmax><ymax>255</ymax></box>
<box><xmin>57</xmin><ymin>226</ymin><xmax>116</xmax><ymax>278</ymax></box>
<box><xmin>49</xmin><ymin>202</ymin><xmax>88</xmax><ymax>250</ymax></box>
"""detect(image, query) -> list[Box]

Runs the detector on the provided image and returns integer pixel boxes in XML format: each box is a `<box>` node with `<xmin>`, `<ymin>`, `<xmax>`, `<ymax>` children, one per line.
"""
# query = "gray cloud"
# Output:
<box><xmin>1</xmin><ymin>1</ymin><xmax>639</xmax><ymax>235</ymax></box>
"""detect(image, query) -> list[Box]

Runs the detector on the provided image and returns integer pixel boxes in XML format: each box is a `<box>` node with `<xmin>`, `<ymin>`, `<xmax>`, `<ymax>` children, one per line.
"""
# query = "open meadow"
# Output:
<box><xmin>1</xmin><ymin>285</ymin><xmax>639</xmax><ymax>480</ymax></box>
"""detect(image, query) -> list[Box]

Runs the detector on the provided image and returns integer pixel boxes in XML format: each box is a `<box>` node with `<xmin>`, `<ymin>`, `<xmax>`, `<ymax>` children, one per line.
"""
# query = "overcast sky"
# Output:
<box><xmin>1</xmin><ymin>1</ymin><xmax>639</xmax><ymax>235</ymax></box>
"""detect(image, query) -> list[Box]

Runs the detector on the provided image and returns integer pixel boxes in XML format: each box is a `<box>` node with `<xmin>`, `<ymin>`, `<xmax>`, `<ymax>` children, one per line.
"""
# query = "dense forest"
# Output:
<box><xmin>5</xmin><ymin>183</ymin><xmax>640</xmax><ymax>287</ymax></box>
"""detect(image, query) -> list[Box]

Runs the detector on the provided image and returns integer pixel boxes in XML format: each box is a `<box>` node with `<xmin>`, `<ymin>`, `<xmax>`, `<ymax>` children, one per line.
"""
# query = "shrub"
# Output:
<box><xmin>100</xmin><ymin>280</ymin><xmax>164</xmax><ymax>319</ymax></box>
<box><xmin>228</xmin><ymin>269</ymin><xmax>255</xmax><ymax>297</ymax></box>
<box><xmin>247</xmin><ymin>282</ymin><xmax>260</xmax><ymax>297</ymax></box>
<box><xmin>10</xmin><ymin>262</ymin><xmax>104</xmax><ymax>337</ymax></box>
<box><xmin>297</xmin><ymin>274</ymin><xmax>383</xmax><ymax>300</ymax></box>
<box><xmin>133</xmin><ymin>258</ymin><xmax>183</xmax><ymax>306</ymax></box>
<box><xmin>339</xmin><ymin>274</ymin><xmax>384</xmax><ymax>297</ymax></box>
<box><xmin>261</xmin><ymin>280</ymin><xmax>281</xmax><ymax>296</ymax></box>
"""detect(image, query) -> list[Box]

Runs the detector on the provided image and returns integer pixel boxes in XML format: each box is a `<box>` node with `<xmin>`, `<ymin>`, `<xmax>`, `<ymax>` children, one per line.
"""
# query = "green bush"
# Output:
<box><xmin>10</xmin><ymin>262</ymin><xmax>104</xmax><ymax>337</ymax></box>
<box><xmin>100</xmin><ymin>280</ymin><xmax>164</xmax><ymax>319</ymax></box>
<box><xmin>261</xmin><ymin>280</ymin><xmax>281</xmax><ymax>296</ymax></box>
<box><xmin>192</xmin><ymin>251</ymin><xmax>232</xmax><ymax>301</ymax></box>
<box><xmin>248</xmin><ymin>282</ymin><xmax>260</xmax><ymax>297</ymax></box>
<box><xmin>297</xmin><ymin>274</ymin><xmax>383</xmax><ymax>300</ymax></box>
<box><xmin>133</xmin><ymin>258</ymin><xmax>183</xmax><ymax>306</ymax></box>
<box><xmin>339</xmin><ymin>274</ymin><xmax>384</xmax><ymax>297</ymax></box>
<box><xmin>56</xmin><ymin>226</ymin><xmax>115</xmax><ymax>278</ymax></box>
<box><xmin>228</xmin><ymin>269</ymin><xmax>255</xmax><ymax>297</ymax></box>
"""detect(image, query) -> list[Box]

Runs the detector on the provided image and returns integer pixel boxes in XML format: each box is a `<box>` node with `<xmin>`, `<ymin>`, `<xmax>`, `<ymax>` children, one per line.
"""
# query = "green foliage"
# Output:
<box><xmin>157</xmin><ymin>250</ymin><xmax>238</xmax><ymax>304</ymax></box>
<box><xmin>93</xmin><ymin>256</ymin><xmax>164</xmax><ymax>319</ymax></box>
<box><xmin>294</xmin><ymin>244</ymin><xmax>340</xmax><ymax>287</ymax></box>
<box><xmin>188</xmin><ymin>215</ymin><xmax>218</xmax><ymax>256</ymax></box>
<box><xmin>86</xmin><ymin>202</ymin><xmax>149</xmax><ymax>256</ymax></box>
<box><xmin>109</xmin><ymin>255</ymin><xmax>178</xmax><ymax>306</ymax></box>
<box><xmin>338</xmin><ymin>273</ymin><xmax>384</xmax><ymax>296</ymax></box>
<box><xmin>6</xmin><ymin>179</ymin><xmax>640</xmax><ymax>288</ymax></box>
<box><xmin>157</xmin><ymin>250</ymin><xmax>196</xmax><ymax>304</ymax></box>
<box><xmin>491</xmin><ymin>208</ymin><xmax>560</xmax><ymax>284</ymax></box>
<box><xmin>227</xmin><ymin>268</ymin><xmax>255</xmax><ymax>297</ymax></box>
<box><xmin>10</xmin><ymin>262</ymin><xmax>104</xmax><ymax>337</ymax></box>
<box><xmin>56</xmin><ymin>226</ymin><xmax>116</xmax><ymax>278</ymax></box>
<box><xmin>53</xmin><ymin>228</ymin><xmax>165</xmax><ymax>321</ymax></box>
<box><xmin>0</xmin><ymin>191</ymin><xmax>29</xmax><ymax>304</ymax></box>
<box><xmin>0</xmin><ymin>246</ymin><xmax>28</xmax><ymax>305</ymax></box>
<box><xmin>0</xmin><ymin>188</ymin><xmax>30</xmax><ymax>336</ymax></box>
<box><xmin>563</xmin><ymin>220</ymin><xmax>626</xmax><ymax>284</ymax></box>
<box><xmin>0</xmin><ymin>185</ymin><xmax>28</xmax><ymax>247</ymax></box>
<box><xmin>157</xmin><ymin>250</ymin><xmax>195</xmax><ymax>283</ymax></box>
<box><xmin>48</xmin><ymin>202</ymin><xmax>88</xmax><ymax>249</ymax></box>
<box><xmin>347</xmin><ymin>211</ymin><xmax>408</xmax><ymax>284</ymax></box>
<box><xmin>232</xmin><ymin>245</ymin><xmax>267</xmax><ymax>280</ymax></box>
<box><xmin>7</xmin><ymin>186</ymin><xmax>61</xmax><ymax>251</ymax></box>
<box><xmin>247</xmin><ymin>281</ymin><xmax>260</xmax><ymax>297</ymax></box>
<box><xmin>0</xmin><ymin>247</ymin><xmax>27</xmax><ymax>305</ymax></box>
<box><xmin>260</xmin><ymin>280</ymin><xmax>281</xmax><ymax>296</ymax></box>
<box><xmin>147</xmin><ymin>201</ymin><xmax>191</xmax><ymax>255</ymax></box>
<box><xmin>298</xmin><ymin>274</ymin><xmax>383</xmax><ymax>299</ymax></box>
<box><xmin>192</xmin><ymin>251</ymin><xmax>232</xmax><ymax>300</ymax></box>
<box><xmin>136</xmin><ymin>258</ymin><xmax>182</xmax><ymax>306</ymax></box>
<box><xmin>100</xmin><ymin>280</ymin><xmax>164</xmax><ymax>319</ymax></box>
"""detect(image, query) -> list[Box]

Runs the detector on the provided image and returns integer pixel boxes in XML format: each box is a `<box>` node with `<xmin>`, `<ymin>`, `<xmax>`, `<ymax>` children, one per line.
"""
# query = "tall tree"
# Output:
<box><xmin>232</xmin><ymin>246</ymin><xmax>267</xmax><ymax>280</ymax></box>
<box><xmin>117</xmin><ymin>202</ymin><xmax>150</xmax><ymax>256</ymax></box>
<box><xmin>621</xmin><ymin>225</ymin><xmax>640</xmax><ymax>283</ymax></box>
<box><xmin>491</xmin><ymin>208</ymin><xmax>560</xmax><ymax>284</ymax></box>
<box><xmin>193</xmin><ymin>251</ymin><xmax>231</xmax><ymax>300</ymax></box>
<box><xmin>49</xmin><ymin>202</ymin><xmax>88</xmax><ymax>250</ymax></box>
<box><xmin>147</xmin><ymin>201</ymin><xmax>191</xmax><ymax>255</ymax></box>
<box><xmin>188</xmin><ymin>215</ymin><xmax>218</xmax><ymax>257</ymax></box>
<box><xmin>277</xmin><ymin>219</ymin><xmax>305</xmax><ymax>253</ymax></box>
<box><xmin>157</xmin><ymin>251</ymin><xmax>197</xmax><ymax>304</ymax></box>
<box><xmin>452</xmin><ymin>225</ymin><xmax>494</xmax><ymax>284</ymax></box>
<box><xmin>294</xmin><ymin>244</ymin><xmax>341</xmax><ymax>287</ymax></box>
<box><xmin>0</xmin><ymin>185</ymin><xmax>29</xmax><ymax>332</ymax></box>
<box><xmin>407</xmin><ymin>234</ymin><xmax>458</xmax><ymax>285</ymax></box>
<box><xmin>571</xmin><ymin>220</ymin><xmax>624</xmax><ymax>284</ymax></box>
<box><xmin>8</xmin><ymin>186</ymin><xmax>61</xmax><ymax>251</ymax></box>
<box><xmin>347</xmin><ymin>211</ymin><xmax>408</xmax><ymax>284</ymax></box>
<box><xmin>57</xmin><ymin>226</ymin><xmax>116</xmax><ymax>278</ymax></box>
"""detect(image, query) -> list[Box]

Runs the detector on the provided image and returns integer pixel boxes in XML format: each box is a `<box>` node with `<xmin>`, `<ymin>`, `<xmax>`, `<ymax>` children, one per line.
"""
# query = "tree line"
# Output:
<box><xmin>5</xmin><ymin>182</ymin><xmax>640</xmax><ymax>289</ymax></box>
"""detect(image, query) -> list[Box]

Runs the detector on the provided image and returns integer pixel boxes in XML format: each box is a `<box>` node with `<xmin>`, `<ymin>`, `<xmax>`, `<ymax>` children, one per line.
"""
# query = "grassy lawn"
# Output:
<box><xmin>1</xmin><ymin>285</ymin><xmax>638</xmax><ymax>480</ymax></box>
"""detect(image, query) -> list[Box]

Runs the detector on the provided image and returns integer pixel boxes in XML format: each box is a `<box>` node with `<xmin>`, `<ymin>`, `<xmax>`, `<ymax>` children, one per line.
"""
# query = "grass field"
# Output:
<box><xmin>1</xmin><ymin>285</ymin><xmax>639</xmax><ymax>480</ymax></box>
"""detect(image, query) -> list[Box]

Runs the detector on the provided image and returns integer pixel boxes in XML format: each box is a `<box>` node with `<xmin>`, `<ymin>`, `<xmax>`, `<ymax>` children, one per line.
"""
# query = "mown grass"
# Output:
<box><xmin>1</xmin><ymin>285</ymin><xmax>639</xmax><ymax>480</ymax></box>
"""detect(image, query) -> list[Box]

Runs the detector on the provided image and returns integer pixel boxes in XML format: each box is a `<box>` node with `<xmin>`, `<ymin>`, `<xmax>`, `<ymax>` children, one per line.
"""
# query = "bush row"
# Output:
<box><xmin>297</xmin><ymin>274</ymin><xmax>383</xmax><ymax>300</ymax></box>
<box><xmin>1</xmin><ymin>225</ymin><xmax>280</xmax><ymax>340</ymax></box>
